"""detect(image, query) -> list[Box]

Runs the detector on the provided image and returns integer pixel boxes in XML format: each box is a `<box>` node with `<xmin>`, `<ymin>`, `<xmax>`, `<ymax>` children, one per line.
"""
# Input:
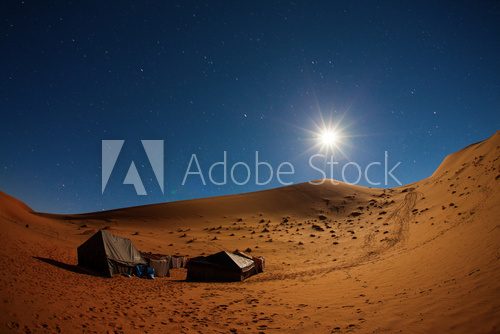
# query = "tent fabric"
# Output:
<box><xmin>233</xmin><ymin>250</ymin><xmax>253</xmax><ymax>260</ymax></box>
<box><xmin>234</xmin><ymin>251</ymin><xmax>265</xmax><ymax>273</ymax></box>
<box><xmin>140</xmin><ymin>253</ymin><xmax>189</xmax><ymax>276</ymax></box>
<box><xmin>148</xmin><ymin>258</ymin><xmax>170</xmax><ymax>277</ymax></box>
<box><xmin>253</xmin><ymin>256</ymin><xmax>265</xmax><ymax>273</ymax></box>
<box><xmin>141</xmin><ymin>252</ymin><xmax>172</xmax><ymax>277</ymax></box>
<box><xmin>186</xmin><ymin>251</ymin><xmax>259</xmax><ymax>282</ymax></box>
<box><xmin>77</xmin><ymin>230</ymin><xmax>146</xmax><ymax>277</ymax></box>
<box><xmin>171</xmin><ymin>256</ymin><xmax>189</xmax><ymax>269</ymax></box>
<box><xmin>171</xmin><ymin>256</ymin><xmax>182</xmax><ymax>269</ymax></box>
<box><xmin>225</xmin><ymin>252</ymin><xmax>254</xmax><ymax>269</ymax></box>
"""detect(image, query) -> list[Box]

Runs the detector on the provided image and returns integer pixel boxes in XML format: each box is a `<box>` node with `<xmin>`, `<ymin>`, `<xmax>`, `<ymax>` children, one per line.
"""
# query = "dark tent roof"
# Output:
<box><xmin>186</xmin><ymin>251</ymin><xmax>257</xmax><ymax>282</ymax></box>
<box><xmin>77</xmin><ymin>230</ymin><xmax>146</xmax><ymax>277</ymax></box>
<box><xmin>206</xmin><ymin>251</ymin><xmax>254</xmax><ymax>270</ymax></box>
<box><xmin>233</xmin><ymin>250</ymin><xmax>253</xmax><ymax>260</ymax></box>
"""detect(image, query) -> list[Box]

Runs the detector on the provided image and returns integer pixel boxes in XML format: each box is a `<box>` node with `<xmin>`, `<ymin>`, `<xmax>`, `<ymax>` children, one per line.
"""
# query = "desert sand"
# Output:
<box><xmin>0</xmin><ymin>131</ymin><xmax>499</xmax><ymax>333</ymax></box>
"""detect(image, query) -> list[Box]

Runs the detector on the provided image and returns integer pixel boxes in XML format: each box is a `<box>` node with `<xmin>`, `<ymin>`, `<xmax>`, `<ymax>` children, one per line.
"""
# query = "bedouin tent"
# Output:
<box><xmin>186</xmin><ymin>251</ymin><xmax>258</xmax><ymax>282</ymax></box>
<box><xmin>77</xmin><ymin>230</ymin><xmax>146</xmax><ymax>277</ymax></box>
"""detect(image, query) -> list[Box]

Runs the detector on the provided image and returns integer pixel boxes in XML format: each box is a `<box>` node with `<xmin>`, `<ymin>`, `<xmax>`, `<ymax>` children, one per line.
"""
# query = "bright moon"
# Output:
<box><xmin>310</xmin><ymin>117</ymin><xmax>347</xmax><ymax>154</ymax></box>
<box><xmin>319</xmin><ymin>129</ymin><xmax>339</xmax><ymax>147</ymax></box>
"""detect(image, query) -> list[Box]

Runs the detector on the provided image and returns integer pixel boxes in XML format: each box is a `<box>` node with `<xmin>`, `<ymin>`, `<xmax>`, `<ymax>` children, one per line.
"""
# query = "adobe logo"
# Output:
<box><xmin>101</xmin><ymin>140</ymin><xmax>164</xmax><ymax>195</ymax></box>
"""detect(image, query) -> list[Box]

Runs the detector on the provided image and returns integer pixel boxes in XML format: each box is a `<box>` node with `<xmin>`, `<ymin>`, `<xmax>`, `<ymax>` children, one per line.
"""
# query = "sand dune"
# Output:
<box><xmin>0</xmin><ymin>131</ymin><xmax>499</xmax><ymax>333</ymax></box>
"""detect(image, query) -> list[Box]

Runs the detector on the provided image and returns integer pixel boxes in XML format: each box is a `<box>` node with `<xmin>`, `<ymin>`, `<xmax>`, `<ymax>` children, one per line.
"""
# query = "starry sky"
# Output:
<box><xmin>1</xmin><ymin>1</ymin><xmax>499</xmax><ymax>213</ymax></box>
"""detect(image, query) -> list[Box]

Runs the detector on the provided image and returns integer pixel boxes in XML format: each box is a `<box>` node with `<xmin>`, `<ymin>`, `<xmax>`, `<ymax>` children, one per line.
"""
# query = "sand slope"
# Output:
<box><xmin>0</xmin><ymin>131</ymin><xmax>499</xmax><ymax>333</ymax></box>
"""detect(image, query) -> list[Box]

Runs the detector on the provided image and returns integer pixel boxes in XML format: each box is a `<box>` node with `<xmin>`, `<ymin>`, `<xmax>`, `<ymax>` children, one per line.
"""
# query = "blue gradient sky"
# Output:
<box><xmin>0</xmin><ymin>1</ymin><xmax>499</xmax><ymax>213</ymax></box>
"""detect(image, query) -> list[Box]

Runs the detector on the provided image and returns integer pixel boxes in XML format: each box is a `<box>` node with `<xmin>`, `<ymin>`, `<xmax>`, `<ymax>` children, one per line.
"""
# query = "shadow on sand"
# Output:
<box><xmin>33</xmin><ymin>257</ymin><xmax>101</xmax><ymax>277</ymax></box>
<box><xmin>33</xmin><ymin>257</ymin><xmax>189</xmax><ymax>281</ymax></box>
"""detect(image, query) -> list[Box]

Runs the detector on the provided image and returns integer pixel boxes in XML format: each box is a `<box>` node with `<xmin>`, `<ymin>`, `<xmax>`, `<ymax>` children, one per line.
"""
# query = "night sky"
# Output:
<box><xmin>1</xmin><ymin>1</ymin><xmax>499</xmax><ymax>213</ymax></box>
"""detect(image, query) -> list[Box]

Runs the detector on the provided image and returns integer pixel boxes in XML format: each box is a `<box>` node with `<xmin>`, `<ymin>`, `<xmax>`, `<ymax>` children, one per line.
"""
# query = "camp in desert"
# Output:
<box><xmin>1</xmin><ymin>132</ymin><xmax>499</xmax><ymax>333</ymax></box>
<box><xmin>1</xmin><ymin>1</ymin><xmax>499</xmax><ymax>333</ymax></box>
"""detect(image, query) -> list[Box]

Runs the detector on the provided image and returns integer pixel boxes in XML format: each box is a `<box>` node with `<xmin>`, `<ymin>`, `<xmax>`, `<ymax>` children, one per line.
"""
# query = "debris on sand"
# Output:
<box><xmin>312</xmin><ymin>224</ymin><xmax>325</xmax><ymax>232</ymax></box>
